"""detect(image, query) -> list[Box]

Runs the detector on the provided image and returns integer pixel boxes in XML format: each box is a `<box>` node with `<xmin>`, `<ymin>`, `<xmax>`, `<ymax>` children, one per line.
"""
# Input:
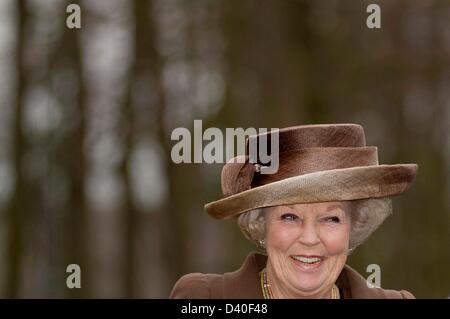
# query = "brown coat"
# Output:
<box><xmin>170</xmin><ymin>252</ymin><xmax>415</xmax><ymax>299</ymax></box>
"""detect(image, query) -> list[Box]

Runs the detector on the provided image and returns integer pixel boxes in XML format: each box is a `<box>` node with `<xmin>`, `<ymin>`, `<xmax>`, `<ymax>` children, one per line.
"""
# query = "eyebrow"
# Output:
<box><xmin>286</xmin><ymin>204</ymin><xmax>346</xmax><ymax>213</ymax></box>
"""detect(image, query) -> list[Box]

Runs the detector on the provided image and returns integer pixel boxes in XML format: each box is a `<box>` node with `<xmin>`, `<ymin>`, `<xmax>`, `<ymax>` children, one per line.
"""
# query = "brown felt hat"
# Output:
<box><xmin>205</xmin><ymin>123</ymin><xmax>418</xmax><ymax>220</ymax></box>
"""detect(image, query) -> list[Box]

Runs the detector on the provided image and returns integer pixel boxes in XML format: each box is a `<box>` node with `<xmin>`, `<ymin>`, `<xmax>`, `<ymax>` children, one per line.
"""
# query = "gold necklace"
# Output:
<box><xmin>259</xmin><ymin>268</ymin><xmax>340</xmax><ymax>299</ymax></box>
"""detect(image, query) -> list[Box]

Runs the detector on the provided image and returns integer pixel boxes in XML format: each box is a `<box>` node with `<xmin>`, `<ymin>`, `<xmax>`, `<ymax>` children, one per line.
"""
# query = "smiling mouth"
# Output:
<box><xmin>290</xmin><ymin>255</ymin><xmax>324</xmax><ymax>265</ymax></box>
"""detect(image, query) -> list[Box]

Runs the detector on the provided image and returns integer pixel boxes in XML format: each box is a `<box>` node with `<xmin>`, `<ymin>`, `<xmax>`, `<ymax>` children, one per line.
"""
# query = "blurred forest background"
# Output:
<box><xmin>0</xmin><ymin>0</ymin><xmax>448</xmax><ymax>298</ymax></box>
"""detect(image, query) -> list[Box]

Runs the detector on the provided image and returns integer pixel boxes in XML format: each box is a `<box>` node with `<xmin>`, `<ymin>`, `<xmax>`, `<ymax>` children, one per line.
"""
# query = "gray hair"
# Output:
<box><xmin>237</xmin><ymin>198</ymin><xmax>392</xmax><ymax>253</ymax></box>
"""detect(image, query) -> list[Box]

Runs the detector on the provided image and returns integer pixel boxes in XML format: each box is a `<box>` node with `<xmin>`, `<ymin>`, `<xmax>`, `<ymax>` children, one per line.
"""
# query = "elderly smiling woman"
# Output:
<box><xmin>170</xmin><ymin>124</ymin><xmax>418</xmax><ymax>299</ymax></box>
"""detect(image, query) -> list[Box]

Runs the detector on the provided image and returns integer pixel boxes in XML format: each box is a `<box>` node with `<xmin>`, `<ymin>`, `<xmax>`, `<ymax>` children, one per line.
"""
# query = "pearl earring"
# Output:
<box><xmin>259</xmin><ymin>239</ymin><xmax>266</xmax><ymax>249</ymax></box>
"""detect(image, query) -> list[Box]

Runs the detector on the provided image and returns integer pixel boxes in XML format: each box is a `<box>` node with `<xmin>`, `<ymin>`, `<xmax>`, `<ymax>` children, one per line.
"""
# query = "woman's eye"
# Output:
<box><xmin>280</xmin><ymin>213</ymin><xmax>298</xmax><ymax>221</ymax></box>
<box><xmin>323</xmin><ymin>216</ymin><xmax>341</xmax><ymax>223</ymax></box>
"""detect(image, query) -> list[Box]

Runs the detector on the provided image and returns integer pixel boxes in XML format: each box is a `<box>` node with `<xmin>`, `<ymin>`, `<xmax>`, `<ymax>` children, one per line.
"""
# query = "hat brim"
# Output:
<box><xmin>205</xmin><ymin>164</ymin><xmax>418</xmax><ymax>220</ymax></box>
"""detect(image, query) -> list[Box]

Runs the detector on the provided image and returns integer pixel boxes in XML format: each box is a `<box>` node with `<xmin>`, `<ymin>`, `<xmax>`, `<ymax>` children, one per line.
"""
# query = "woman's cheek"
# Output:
<box><xmin>267</xmin><ymin>223</ymin><xmax>299</xmax><ymax>251</ymax></box>
<box><xmin>320</xmin><ymin>225</ymin><xmax>350</xmax><ymax>255</ymax></box>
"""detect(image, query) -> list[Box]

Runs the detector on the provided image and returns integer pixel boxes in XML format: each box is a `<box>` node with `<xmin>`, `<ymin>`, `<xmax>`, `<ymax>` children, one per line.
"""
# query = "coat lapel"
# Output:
<box><xmin>222</xmin><ymin>252</ymin><xmax>265</xmax><ymax>298</ymax></box>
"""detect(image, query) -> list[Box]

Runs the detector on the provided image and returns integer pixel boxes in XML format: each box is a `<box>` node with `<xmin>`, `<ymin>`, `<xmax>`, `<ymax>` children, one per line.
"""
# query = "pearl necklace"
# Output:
<box><xmin>259</xmin><ymin>268</ymin><xmax>340</xmax><ymax>299</ymax></box>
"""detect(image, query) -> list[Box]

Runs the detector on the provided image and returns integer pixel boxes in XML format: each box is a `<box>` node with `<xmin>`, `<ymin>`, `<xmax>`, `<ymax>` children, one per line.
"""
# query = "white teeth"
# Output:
<box><xmin>291</xmin><ymin>255</ymin><xmax>322</xmax><ymax>264</ymax></box>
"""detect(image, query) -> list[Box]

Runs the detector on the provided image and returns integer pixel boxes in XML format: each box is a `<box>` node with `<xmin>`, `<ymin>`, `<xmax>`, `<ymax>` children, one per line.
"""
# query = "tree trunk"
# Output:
<box><xmin>7</xmin><ymin>0</ymin><xmax>27</xmax><ymax>298</ymax></box>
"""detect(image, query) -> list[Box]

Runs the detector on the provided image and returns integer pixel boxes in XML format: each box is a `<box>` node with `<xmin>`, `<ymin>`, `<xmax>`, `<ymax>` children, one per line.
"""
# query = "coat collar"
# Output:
<box><xmin>221</xmin><ymin>252</ymin><xmax>376</xmax><ymax>299</ymax></box>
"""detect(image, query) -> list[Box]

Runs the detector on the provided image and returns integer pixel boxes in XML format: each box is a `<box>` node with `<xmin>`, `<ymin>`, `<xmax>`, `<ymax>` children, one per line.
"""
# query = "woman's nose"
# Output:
<box><xmin>297</xmin><ymin>222</ymin><xmax>321</xmax><ymax>246</ymax></box>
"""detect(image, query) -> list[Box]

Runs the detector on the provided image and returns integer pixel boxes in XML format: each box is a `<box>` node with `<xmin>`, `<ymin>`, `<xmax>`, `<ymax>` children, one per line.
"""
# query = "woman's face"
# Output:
<box><xmin>264</xmin><ymin>201</ymin><xmax>351</xmax><ymax>297</ymax></box>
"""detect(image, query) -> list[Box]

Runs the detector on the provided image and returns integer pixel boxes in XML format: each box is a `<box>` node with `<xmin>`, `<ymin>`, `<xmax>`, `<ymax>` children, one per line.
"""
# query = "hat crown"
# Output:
<box><xmin>223</xmin><ymin>124</ymin><xmax>374</xmax><ymax>197</ymax></box>
<box><xmin>247</xmin><ymin>123</ymin><xmax>366</xmax><ymax>154</ymax></box>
